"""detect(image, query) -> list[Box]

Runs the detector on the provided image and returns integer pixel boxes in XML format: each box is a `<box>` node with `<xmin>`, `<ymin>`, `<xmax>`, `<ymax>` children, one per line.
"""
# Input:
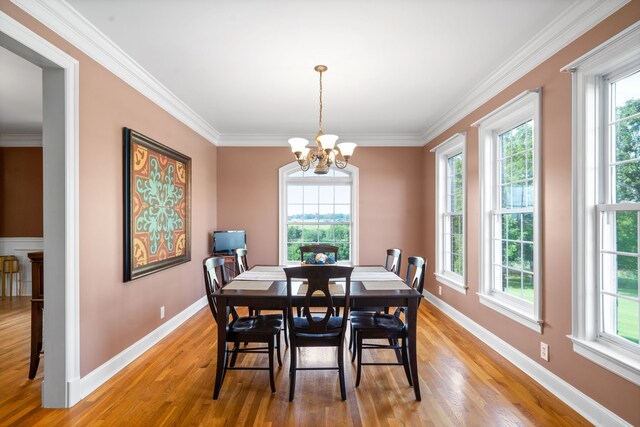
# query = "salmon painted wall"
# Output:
<box><xmin>216</xmin><ymin>147</ymin><xmax>424</xmax><ymax>278</ymax></box>
<box><xmin>0</xmin><ymin>2</ymin><xmax>217</xmax><ymax>375</ymax></box>
<box><xmin>0</xmin><ymin>147</ymin><xmax>43</xmax><ymax>237</ymax></box>
<box><xmin>422</xmin><ymin>3</ymin><xmax>640</xmax><ymax>424</ymax></box>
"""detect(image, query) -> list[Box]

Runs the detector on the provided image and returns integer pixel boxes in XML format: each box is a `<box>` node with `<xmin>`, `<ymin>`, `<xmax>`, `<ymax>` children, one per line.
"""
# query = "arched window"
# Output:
<box><xmin>279</xmin><ymin>162</ymin><xmax>358</xmax><ymax>265</ymax></box>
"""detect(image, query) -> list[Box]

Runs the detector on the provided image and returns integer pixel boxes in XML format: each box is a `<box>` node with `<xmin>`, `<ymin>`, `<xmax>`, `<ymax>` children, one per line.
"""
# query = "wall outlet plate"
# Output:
<box><xmin>160</xmin><ymin>306</ymin><xmax>165</xmax><ymax>320</ymax></box>
<box><xmin>438</xmin><ymin>286</ymin><xmax>442</xmax><ymax>296</ymax></box>
<box><xmin>540</xmin><ymin>342</ymin><xmax>549</xmax><ymax>361</ymax></box>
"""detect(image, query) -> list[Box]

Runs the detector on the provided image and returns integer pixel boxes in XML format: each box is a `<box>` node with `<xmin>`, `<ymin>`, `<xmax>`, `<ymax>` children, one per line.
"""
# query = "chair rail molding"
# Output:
<box><xmin>421</xmin><ymin>0</ymin><xmax>629</xmax><ymax>145</ymax></box>
<box><xmin>0</xmin><ymin>133</ymin><xmax>42</xmax><ymax>147</ymax></box>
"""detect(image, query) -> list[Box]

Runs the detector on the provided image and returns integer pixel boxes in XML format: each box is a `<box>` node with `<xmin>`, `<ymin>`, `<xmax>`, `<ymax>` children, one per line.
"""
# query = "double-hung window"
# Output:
<box><xmin>433</xmin><ymin>133</ymin><xmax>466</xmax><ymax>293</ymax></box>
<box><xmin>567</xmin><ymin>22</ymin><xmax>640</xmax><ymax>385</ymax></box>
<box><xmin>476</xmin><ymin>90</ymin><xmax>542</xmax><ymax>332</ymax></box>
<box><xmin>279</xmin><ymin>163</ymin><xmax>358</xmax><ymax>265</ymax></box>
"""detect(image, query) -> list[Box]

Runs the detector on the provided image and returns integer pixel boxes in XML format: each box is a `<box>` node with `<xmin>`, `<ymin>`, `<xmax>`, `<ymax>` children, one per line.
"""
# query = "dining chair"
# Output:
<box><xmin>385</xmin><ymin>248</ymin><xmax>402</xmax><ymax>276</ymax></box>
<box><xmin>203</xmin><ymin>256</ymin><xmax>283</xmax><ymax>396</ymax></box>
<box><xmin>284</xmin><ymin>265</ymin><xmax>353</xmax><ymax>401</ymax></box>
<box><xmin>350</xmin><ymin>256</ymin><xmax>426</xmax><ymax>388</ymax></box>
<box><xmin>238</xmin><ymin>248</ymin><xmax>288</xmax><ymax>345</ymax></box>
<box><xmin>299</xmin><ymin>244</ymin><xmax>339</xmax><ymax>263</ymax></box>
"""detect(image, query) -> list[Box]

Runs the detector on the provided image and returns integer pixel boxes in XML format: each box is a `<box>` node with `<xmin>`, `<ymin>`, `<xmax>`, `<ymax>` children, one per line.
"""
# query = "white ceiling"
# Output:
<box><xmin>0</xmin><ymin>45</ymin><xmax>42</xmax><ymax>134</ymax></box>
<box><xmin>62</xmin><ymin>0</ymin><xmax>581</xmax><ymax>144</ymax></box>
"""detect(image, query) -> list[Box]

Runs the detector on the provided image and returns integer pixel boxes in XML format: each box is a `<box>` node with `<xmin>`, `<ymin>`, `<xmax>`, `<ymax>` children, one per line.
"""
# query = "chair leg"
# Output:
<box><xmin>276</xmin><ymin>332</ymin><xmax>282</xmax><ymax>367</ymax></box>
<box><xmin>355</xmin><ymin>334</ymin><xmax>363</xmax><ymax>387</ymax></box>
<box><xmin>289</xmin><ymin>341</ymin><xmax>297</xmax><ymax>402</ymax></box>
<box><xmin>268</xmin><ymin>339</ymin><xmax>276</xmax><ymax>393</ymax></box>
<box><xmin>401</xmin><ymin>336</ymin><xmax>413</xmax><ymax>387</ymax></box>
<box><xmin>338</xmin><ymin>344</ymin><xmax>346</xmax><ymax>401</ymax></box>
<box><xmin>282</xmin><ymin>309</ymin><xmax>289</xmax><ymax>347</ymax></box>
<box><xmin>351</xmin><ymin>329</ymin><xmax>357</xmax><ymax>363</ymax></box>
<box><xmin>348</xmin><ymin>324</ymin><xmax>354</xmax><ymax>352</ymax></box>
<box><xmin>230</xmin><ymin>341</ymin><xmax>240</xmax><ymax>367</ymax></box>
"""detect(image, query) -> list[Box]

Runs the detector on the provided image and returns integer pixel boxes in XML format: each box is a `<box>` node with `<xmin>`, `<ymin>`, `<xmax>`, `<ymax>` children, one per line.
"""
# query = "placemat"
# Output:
<box><xmin>352</xmin><ymin>271</ymin><xmax>402</xmax><ymax>281</ymax></box>
<box><xmin>353</xmin><ymin>266</ymin><xmax>388</xmax><ymax>273</ymax></box>
<box><xmin>224</xmin><ymin>280</ymin><xmax>273</xmax><ymax>290</ymax></box>
<box><xmin>233</xmin><ymin>271</ymin><xmax>286</xmax><ymax>281</ymax></box>
<box><xmin>296</xmin><ymin>283</ymin><xmax>345</xmax><ymax>295</ymax></box>
<box><xmin>251</xmin><ymin>266</ymin><xmax>286</xmax><ymax>273</ymax></box>
<box><xmin>362</xmin><ymin>281</ymin><xmax>408</xmax><ymax>290</ymax></box>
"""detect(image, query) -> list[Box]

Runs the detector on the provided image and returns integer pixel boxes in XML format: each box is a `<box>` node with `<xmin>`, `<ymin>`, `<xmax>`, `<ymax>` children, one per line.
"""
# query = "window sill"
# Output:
<box><xmin>434</xmin><ymin>273</ymin><xmax>467</xmax><ymax>294</ymax></box>
<box><xmin>477</xmin><ymin>292</ymin><xmax>542</xmax><ymax>333</ymax></box>
<box><xmin>568</xmin><ymin>336</ymin><xmax>640</xmax><ymax>386</ymax></box>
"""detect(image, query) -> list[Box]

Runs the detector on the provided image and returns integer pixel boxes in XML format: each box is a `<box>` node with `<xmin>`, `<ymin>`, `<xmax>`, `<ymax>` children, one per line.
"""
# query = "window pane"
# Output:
<box><xmin>287</xmin><ymin>225</ymin><xmax>302</xmax><ymax>242</ymax></box>
<box><xmin>523</xmin><ymin>213</ymin><xmax>533</xmax><ymax>242</ymax></box>
<box><xmin>318</xmin><ymin>225</ymin><xmax>333</xmax><ymax>243</ymax></box>
<box><xmin>319</xmin><ymin>186</ymin><xmax>334</xmax><ymax>204</ymax></box>
<box><xmin>612</xmin><ymin>70</ymin><xmax>640</xmax><ymax>121</ymax></box>
<box><xmin>302</xmin><ymin>225</ymin><xmax>319</xmax><ymax>242</ymax></box>
<box><xmin>304</xmin><ymin>185</ymin><xmax>319</xmax><ymax>204</ymax></box>
<box><xmin>335</xmin><ymin>186</ymin><xmax>350</xmax><ymax>204</ymax></box>
<box><xmin>337</xmin><ymin>242</ymin><xmax>350</xmax><ymax>261</ymax></box>
<box><xmin>522</xmin><ymin>272</ymin><xmax>534</xmax><ymax>303</ymax></box>
<box><xmin>507</xmin><ymin>242</ymin><xmax>521</xmax><ymax>269</ymax></box>
<box><xmin>303</xmin><ymin>204</ymin><xmax>319</xmax><ymax>222</ymax></box>
<box><xmin>523</xmin><ymin>243</ymin><xmax>534</xmax><ymax>272</ymax></box>
<box><xmin>287</xmin><ymin>243</ymin><xmax>302</xmax><ymax>261</ymax></box>
<box><xmin>512</xmin><ymin>152</ymin><xmax>527</xmax><ymax>181</ymax></box>
<box><xmin>288</xmin><ymin>204</ymin><xmax>303</xmax><ymax>222</ymax></box>
<box><xmin>319</xmin><ymin>204</ymin><xmax>334</xmax><ymax>221</ymax></box>
<box><xmin>334</xmin><ymin>204</ymin><xmax>350</xmax><ymax>222</ymax></box>
<box><xmin>512</xmin><ymin>184</ymin><xmax>526</xmax><ymax>208</ymax></box>
<box><xmin>618</xmin><ymin>299</ymin><xmax>639</xmax><ymax>344</ymax></box>
<box><xmin>335</xmin><ymin>224</ymin><xmax>350</xmax><ymax>242</ymax></box>
<box><xmin>615</xmin><ymin>161</ymin><xmax>640</xmax><ymax>203</ymax></box>
<box><xmin>288</xmin><ymin>185</ymin><xmax>303</xmax><ymax>203</ymax></box>
<box><xmin>614</xmin><ymin>121</ymin><xmax>640</xmax><ymax>163</ymax></box>
<box><xmin>502</xmin><ymin>185</ymin><xmax>512</xmax><ymax>209</ymax></box>
<box><xmin>618</xmin><ymin>254</ymin><xmax>638</xmax><ymax>295</ymax></box>
<box><xmin>505</xmin><ymin>213</ymin><xmax>521</xmax><ymax>241</ymax></box>
<box><xmin>616</xmin><ymin>211</ymin><xmax>638</xmax><ymax>254</ymax></box>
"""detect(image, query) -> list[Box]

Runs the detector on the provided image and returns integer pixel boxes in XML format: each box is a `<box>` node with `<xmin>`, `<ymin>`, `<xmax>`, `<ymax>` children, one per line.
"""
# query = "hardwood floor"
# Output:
<box><xmin>0</xmin><ymin>297</ymin><xmax>590</xmax><ymax>426</ymax></box>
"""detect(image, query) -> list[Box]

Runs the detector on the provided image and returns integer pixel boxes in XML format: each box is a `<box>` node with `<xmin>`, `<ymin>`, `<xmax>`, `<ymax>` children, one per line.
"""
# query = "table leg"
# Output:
<box><xmin>406</xmin><ymin>298</ymin><xmax>421</xmax><ymax>401</ymax></box>
<box><xmin>213</xmin><ymin>297</ymin><xmax>228</xmax><ymax>400</ymax></box>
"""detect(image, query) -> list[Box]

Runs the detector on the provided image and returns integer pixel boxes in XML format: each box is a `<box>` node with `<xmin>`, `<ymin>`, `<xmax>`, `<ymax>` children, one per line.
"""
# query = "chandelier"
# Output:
<box><xmin>288</xmin><ymin>65</ymin><xmax>357</xmax><ymax>174</ymax></box>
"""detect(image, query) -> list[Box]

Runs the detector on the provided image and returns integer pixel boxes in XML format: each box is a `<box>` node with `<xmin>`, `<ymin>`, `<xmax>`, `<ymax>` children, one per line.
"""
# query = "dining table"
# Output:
<box><xmin>211</xmin><ymin>265</ymin><xmax>423</xmax><ymax>400</ymax></box>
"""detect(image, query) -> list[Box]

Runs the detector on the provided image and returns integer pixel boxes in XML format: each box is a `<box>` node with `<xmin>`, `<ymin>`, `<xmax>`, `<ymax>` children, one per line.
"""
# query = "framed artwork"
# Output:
<box><xmin>123</xmin><ymin>128</ymin><xmax>191</xmax><ymax>281</ymax></box>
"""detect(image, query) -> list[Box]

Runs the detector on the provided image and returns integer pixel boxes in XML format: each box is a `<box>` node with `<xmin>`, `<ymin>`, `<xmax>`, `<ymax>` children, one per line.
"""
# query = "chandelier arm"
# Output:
<box><xmin>319</xmin><ymin>69</ymin><xmax>323</xmax><ymax>132</ymax></box>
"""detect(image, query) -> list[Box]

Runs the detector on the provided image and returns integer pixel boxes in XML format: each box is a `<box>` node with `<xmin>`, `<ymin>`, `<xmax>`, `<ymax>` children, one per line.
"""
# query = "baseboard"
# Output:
<box><xmin>67</xmin><ymin>296</ymin><xmax>208</xmax><ymax>406</ymax></box>
<box><xmin>424</xmin><ymin>291</ymin><xmax>632</xmax><ymax>427</ymax></box>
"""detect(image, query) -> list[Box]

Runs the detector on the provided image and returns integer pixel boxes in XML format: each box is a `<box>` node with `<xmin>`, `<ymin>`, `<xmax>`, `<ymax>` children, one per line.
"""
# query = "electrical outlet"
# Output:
<box><xmin>160</xmin><ymin>306</ymin><xmax>165</xmax><ymax>320</ymax></box>
<box><xmin>438</xmin><ymin>286</ymin><xmax>442</xmax><ymax>296</ymax></box>
<box><xmin>540</xmin><ymin>342</ymin><xmax>549</xmax><ymax>361</ymax></box>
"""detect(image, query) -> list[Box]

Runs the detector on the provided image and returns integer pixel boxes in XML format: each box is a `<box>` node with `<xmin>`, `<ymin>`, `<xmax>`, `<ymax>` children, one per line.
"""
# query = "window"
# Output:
<box><xmin>476</xmin><ymin>90</ymin><xmax>542</xmax><ymax>332</ymax></box>
<box><xmin>433</xmin><ymin>133</ymin><xmax>466</xmax><ymax>293</ymax></box>
<box><xmin>279</xmin><ymin>163</ymin><xmax>358</xmax><ymax>265</ymax></box>
<box><xmin>567</xmin><ymin>22</ymin><xmax>640</xmax><ymax>385</ymax></box>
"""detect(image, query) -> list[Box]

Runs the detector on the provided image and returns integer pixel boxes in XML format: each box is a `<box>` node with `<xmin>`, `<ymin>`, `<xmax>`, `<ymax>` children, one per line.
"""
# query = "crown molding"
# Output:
<box><xmin>217</xmin><ymin>133</ymin><xmax>425</xmax><ymax>147</ymax></box>
<box><xmin>11</xmin><ymin>0</ymin><xmax>221</xmax><ymax>145</ymax></box>
<box><xmin>0</xmin><ymin>133</ymin><xmax>43</xmax><ymax>147</ymax></box>
<box><xmin>421</xmin><ymin>0</ymin><xmax>630</xmax><ymax>145</ymax></box>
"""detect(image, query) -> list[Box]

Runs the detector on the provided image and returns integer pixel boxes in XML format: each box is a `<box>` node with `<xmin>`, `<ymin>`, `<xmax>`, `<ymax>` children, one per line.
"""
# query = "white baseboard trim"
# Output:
<box><xmin>424</xmin><ymin>291</ymin><xmax>632</xmax><ymax>427</ymax></box>
<box><xmin>67</xmin><ymin>296</ymin><xmax>208</xmax><ymax>406</ymax></box>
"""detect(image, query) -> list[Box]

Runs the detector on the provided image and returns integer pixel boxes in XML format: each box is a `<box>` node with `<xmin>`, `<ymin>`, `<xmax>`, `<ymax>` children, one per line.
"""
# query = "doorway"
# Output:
<box><xmin>0</xmin><ymin>12</ymin><xmax>79</xmax><ymax>408</ymax></box>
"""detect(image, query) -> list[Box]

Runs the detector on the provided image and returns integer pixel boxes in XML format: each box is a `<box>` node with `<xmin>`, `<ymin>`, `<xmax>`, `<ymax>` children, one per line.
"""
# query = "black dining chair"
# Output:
<box><xmin>385</xmin><ymin>248</ymin><xmax>402</xmax><ymax>276</ymax></box>
<box><xmin>299</xmin><ymin>244</ymin><xmax>339</xmax><ymax>263</ymax></box>
<box><xmin>238</xmin><ymin>248</ymin><xmax>288</xmax><ymax>345</ymax></box>
<box><xmin>284</xmin><ymin>265</ymin><xmax>353</xmax><ymax>401</ymax></box>
<box><xmin>350</xmin><ymin>256</ymin><xmax>426</xmax><ymax>388</ymax></box>
<box><xmin>203</xmin><ymin>256</ymin><xmax>283</xmax><ymax>396</ymax></box>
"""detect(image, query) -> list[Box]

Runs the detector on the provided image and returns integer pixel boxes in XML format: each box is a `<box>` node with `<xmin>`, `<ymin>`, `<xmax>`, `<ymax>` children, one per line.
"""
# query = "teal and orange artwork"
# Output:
<box><xmin>131</xmin><ymin>142</ymin><xmax>187</xmax><ymax>269</ymax></box>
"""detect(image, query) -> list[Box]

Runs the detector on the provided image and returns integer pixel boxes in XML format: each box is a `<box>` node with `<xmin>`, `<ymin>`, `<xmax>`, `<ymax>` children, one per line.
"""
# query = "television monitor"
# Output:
<box><xmin>213</xmin><ymin>230</ymin><xmax>246</xmax><ymax>255</ymax></box>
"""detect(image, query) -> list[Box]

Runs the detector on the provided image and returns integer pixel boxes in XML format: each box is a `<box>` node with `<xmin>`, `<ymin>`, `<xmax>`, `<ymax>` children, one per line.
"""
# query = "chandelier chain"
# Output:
<box><xmin>319</xmin><ymin>69</ymin><xmax>323</xmax><ymax>132</ymax></box>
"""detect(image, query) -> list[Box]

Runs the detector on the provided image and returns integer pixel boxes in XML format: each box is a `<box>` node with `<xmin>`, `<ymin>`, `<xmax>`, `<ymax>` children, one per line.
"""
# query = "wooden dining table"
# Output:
<box><xmin>211</xmin><ymin>265</ymin><xmax>423</xmax><ymax>401</ymax></box>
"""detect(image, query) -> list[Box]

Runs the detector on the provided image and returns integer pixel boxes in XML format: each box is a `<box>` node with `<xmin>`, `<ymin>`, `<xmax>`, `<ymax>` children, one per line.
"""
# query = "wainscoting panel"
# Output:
<box><xmin>0</xmin><ymin>237</ymin><xmax>44</xmax><ymax>296</ymax></box>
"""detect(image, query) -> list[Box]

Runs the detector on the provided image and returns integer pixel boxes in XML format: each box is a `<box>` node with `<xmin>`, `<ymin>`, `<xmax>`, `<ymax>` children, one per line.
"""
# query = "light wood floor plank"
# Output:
<box><xmin>0</xmin><ymin>297</ymin><xmax>590</xmax><ymax>426</ymax></box>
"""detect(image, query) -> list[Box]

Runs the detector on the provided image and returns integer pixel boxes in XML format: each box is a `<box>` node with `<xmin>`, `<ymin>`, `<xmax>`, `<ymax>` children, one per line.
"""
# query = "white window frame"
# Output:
<box><xmin>564</xmin><ymin>21</ymin><xmax>640</xmax><ymax>386</ymax></box>
<box><xmin>475</xmin><ymin>90</ymin><xmax>542</xmax><ymax>333</ymax></box>
<box><xmin>278</xmin><ymin>161</ymin><xmax>359</xmax><ymax>266</ymax></box>
<box><xmin>432</xmin><ymin>132</ymin><xmax>467</xmax><ymax>293</ymax></box>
